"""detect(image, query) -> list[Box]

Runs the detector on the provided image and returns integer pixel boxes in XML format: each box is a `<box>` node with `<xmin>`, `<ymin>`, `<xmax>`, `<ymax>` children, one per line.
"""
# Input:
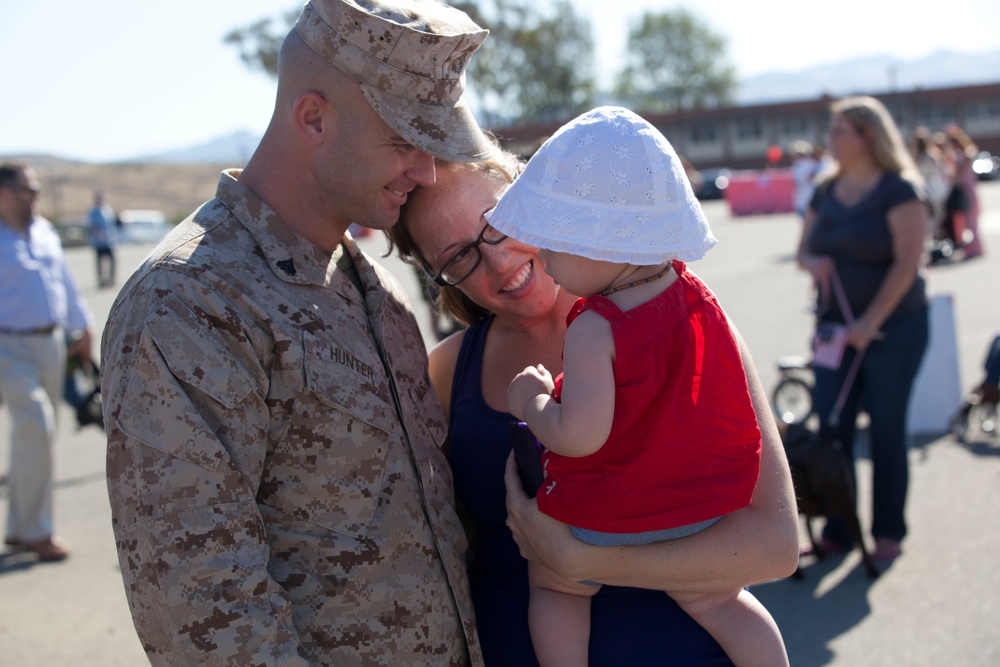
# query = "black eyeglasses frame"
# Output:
<box><xmin>421</xmin><ymin>222</ymin><xmax>508</xmax><ymax>287</ymax></box>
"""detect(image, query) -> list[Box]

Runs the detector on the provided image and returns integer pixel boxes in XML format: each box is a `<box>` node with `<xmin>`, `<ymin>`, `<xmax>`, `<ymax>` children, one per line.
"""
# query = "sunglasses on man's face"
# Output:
<box><xmin>7</xmin><ymin>183</ymin><xmax>41</xmax><ymax>196</ymax></box>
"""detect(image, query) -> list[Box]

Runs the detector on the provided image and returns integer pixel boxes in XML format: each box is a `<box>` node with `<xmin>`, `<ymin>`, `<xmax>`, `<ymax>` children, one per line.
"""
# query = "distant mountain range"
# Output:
<box><xmin>129</xmin><ymin>130</ymin><xmax>263</xmax><ymax>165</ymax></box>
<box><xmin>38</xmin><ymin>49</ymin><xmax>1000</xmax><ymax>165</ymax></box>
<box><xmin>734</xmin><ymin>48</ymin><xmax>1000</xmax><ymax>105</ymax></box>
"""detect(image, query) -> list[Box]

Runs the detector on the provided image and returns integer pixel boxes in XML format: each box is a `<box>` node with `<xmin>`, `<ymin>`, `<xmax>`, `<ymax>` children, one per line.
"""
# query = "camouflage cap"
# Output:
<box><xmin>295</xmin><ymin>0</ymin><xmax>493</xmax><ymax>162</ymax></box>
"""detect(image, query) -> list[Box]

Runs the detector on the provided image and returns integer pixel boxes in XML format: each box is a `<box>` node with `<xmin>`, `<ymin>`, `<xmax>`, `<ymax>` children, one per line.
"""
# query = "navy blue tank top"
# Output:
<box><xmin>449</xmin><ymin>316</ymin><xmax>733</xmax><ymax>666</ymax></box>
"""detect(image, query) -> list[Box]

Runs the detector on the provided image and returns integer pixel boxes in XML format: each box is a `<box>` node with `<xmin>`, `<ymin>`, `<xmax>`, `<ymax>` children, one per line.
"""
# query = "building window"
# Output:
<box><xmin>914</xmin><ymin>105</ymin><xmax>935</xmax><ymax>126</ymax></box>
<box><xmin>735</xmin><ymin>118</ymin><xmax>763</xmax><ymax>140</ymax></box>
<box><xmin>938</xmin><ymin>104</ymin><xmax>955</xmax><ymax>125</ymax></box>
<box><xmin>966</xmin><ymin>100</ymin><xmax>1000</xmax><ymax>120</ymax></box>
<box><xmin>779</xmin><ymin>116</ymin><xmax>810</xmax><ymax>136</ymax></box>
<box><xmin>690</xmin><ymin>123</ymin><xmax>717</xmax><ymax>144</ymax></box>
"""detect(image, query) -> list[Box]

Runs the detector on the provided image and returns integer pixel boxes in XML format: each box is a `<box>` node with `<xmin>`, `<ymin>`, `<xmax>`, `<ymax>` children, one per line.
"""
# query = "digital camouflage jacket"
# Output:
<box><xmin>102</xmin><ymin>171</ymin><xmax>481</xmax><ymax>666</ymax></box>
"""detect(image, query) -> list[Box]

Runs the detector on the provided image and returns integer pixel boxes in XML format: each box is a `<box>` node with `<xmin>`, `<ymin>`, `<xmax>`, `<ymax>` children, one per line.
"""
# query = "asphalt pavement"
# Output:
<box><xmin>2</xmin><ymin>182</ymin><xmax>999</xmax><ymax>666</ymax></box>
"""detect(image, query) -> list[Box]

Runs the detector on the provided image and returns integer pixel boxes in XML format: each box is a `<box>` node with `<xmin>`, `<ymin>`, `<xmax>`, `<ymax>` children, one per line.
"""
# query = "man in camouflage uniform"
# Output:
<box><xmin>101</xmin><ymin>1</ymin><xmax>493</xmax><ymax>664</ymax></box>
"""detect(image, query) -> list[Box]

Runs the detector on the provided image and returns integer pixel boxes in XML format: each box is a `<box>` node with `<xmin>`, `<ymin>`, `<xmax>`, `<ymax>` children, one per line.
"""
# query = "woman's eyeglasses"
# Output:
<box><xmin>422</xmin><ymin>222</ymin><xmax>508</xmax><ymax>287</ymax></box>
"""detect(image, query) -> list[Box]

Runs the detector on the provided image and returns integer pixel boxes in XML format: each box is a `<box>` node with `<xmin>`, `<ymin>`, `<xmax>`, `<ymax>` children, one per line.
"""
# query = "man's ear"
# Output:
<box><xmin>293</xmin><ymin>91</ymin><xmax>331</xmax><ymax>145</ymax></box>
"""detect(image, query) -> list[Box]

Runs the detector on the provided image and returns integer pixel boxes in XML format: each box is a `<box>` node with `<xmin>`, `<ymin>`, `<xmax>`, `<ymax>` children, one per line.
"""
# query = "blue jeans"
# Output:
<box><xmin>813</xmin><ymin>306</ymin><xmax>929</xmax><ymax>543</ymax></box>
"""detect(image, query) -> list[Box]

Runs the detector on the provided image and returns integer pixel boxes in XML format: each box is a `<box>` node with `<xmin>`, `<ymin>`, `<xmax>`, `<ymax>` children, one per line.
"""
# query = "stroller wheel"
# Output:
<box><xmin>773</xmin><ymin>377</ymin><xmax>813</xmax><ymax>425</ymax></box>
<box><xmin>931</xmin><ymin>240</ymin><xmax>955</xmax><ymax>264</ymax></box>
<box><xmin>978</xmin><ymin>403</ymin><xmax>997</xmax><ymax>434</ymax></box>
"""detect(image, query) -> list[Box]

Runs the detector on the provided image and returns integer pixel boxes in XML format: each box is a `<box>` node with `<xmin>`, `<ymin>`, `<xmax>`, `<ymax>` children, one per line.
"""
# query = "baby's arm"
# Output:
<box><xmin>507</xmin><ymin>364</ymin><xmax>556</xmax><ymax>420</ymax></box>
<box><xmin>506</xmin><ymin>311</ymin><xmax>616</xmax><ymax>458</ymax></box>
<box><xmin>505</xmin><ymin>327</ymin><xmax>799</xmax><ymax>592</ymax></box>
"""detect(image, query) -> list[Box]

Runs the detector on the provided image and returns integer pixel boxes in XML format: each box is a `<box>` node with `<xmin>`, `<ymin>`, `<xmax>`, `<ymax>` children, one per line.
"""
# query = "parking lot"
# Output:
<box><xmin>1</xmin><ymin>181</ymin><xmax>998</xmax><ymax>666</ymax></box>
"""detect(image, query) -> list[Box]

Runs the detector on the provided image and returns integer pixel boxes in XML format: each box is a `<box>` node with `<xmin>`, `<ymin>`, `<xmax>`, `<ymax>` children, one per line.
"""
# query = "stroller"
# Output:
<box><xmin>950</xmin><ymin>334</ymin><xmax>1000</xmax><ymax>442</ymax></box>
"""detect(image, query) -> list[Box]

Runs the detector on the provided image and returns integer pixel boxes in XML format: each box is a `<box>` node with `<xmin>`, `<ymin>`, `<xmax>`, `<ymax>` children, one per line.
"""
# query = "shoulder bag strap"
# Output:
<box><xmin>828</xmin><ymin>271</ymin><xmax>862</xmax><ymax>428</ymax></box>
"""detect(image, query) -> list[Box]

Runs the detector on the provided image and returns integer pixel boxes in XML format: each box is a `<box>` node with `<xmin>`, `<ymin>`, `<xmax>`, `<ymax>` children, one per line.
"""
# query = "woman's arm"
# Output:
<box><xmin>504</xmin><ymin>330</ymin><xmax>800</xmax><ymax>594</ymax></box>
<box><xmin>795</xmin><ymin>206</ymin><xmax>817</xmax><ymax>270</ymax></box>
<box><xmin>795</xmin><ymin>206</ymin><xmax>835</xmax><ymax>291</ymax></box>
<box><xmin>849</xmin><ymin>198</ymin><xmax>927</xmax><ymax>350</ymax></box>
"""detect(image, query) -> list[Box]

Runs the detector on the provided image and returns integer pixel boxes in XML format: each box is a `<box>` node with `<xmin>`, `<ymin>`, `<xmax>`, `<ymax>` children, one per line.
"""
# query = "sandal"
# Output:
<box><xmin>8</xmin><ymin>536</ymin><xmax>70</xmax><ymax>562</ymax></box>
<box><xmin>800</xmin><ymin>537</ymin><xmax>851</xmax><ymax>557</ymax></box>
<box><xmin>872</xmin><ymin>538</ymin><xmax>902</xmax><ymax>562</ymax></box>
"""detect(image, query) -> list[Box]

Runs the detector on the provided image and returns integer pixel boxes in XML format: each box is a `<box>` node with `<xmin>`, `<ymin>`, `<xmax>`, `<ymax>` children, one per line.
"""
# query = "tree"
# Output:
<box><xmin>223</xmin><ymin>9</ymin><xmax>300</xmax><ymax>78</ymax></box>
<box><xmin>451</xmin><ymin>0</ymin><xmax>596</xmax><ymax>127</ymax></box>
<box><xmin>614</xmin><ymin>9</ymin><xmax>735</xmax><ymax>114</ymax></box>
<box><xmin>223</xmin><ymin>1</ymin><xmax>596</xmax><ymax>129</ymax></box>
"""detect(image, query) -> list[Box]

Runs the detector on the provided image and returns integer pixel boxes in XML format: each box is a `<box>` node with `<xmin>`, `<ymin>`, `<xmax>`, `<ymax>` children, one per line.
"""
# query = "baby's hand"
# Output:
<box><xmin>507</xmin><ymin>364</ymin><xmax>555</xmax><ymax>420</ymax></box>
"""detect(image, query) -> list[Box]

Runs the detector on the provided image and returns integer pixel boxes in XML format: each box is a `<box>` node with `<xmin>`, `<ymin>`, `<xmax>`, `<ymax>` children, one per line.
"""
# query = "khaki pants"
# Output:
<box><xmin>0</xmin><ymin>329</ymin><xmax>64</xmax><ymax>542</ymax></box>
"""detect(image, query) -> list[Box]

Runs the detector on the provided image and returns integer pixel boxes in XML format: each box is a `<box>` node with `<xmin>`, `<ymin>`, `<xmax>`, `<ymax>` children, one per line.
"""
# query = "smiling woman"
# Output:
<box><xmin>384</xmin><ymin>139</ymin><xmax>798</xmax><ymax>666</ymax></box>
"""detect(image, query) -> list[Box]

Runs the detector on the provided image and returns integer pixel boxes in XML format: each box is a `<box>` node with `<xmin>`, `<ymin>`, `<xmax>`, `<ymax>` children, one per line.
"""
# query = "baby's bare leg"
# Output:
<box><xmin>528</xmin><ymin>560</ymin><xmax>600</xmax><ymax>667</ymax></box>
<box><xmin>671</xmin><ymin>588</ymin><xmax>789</xmax><ymax>667</ymax></box>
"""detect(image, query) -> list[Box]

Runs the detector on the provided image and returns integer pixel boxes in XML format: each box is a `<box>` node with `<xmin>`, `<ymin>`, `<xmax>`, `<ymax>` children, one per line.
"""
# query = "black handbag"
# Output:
<box><xmin>65</xmin><ymin>357</ymin><xmax>104</xmax><ymax>430</ymax></box>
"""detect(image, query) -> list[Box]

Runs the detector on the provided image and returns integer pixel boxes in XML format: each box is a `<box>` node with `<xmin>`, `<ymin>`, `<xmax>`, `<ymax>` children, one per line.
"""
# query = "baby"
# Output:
<box><xmin>490</xmin><ymin>106</ymin><xmax>788</xmax><ymax>667</ymax></box>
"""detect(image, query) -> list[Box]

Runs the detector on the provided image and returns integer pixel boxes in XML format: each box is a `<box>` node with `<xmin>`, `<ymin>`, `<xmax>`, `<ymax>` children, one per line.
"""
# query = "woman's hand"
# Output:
<box><xmin>503</xmin><ymin>452</ymin><xmax>585</xmax><ymax>579</ymax></box>
<box><xmin>506</xmin><ymin>364</ymin><xmax>554</xmax><ymax>421</ymax></box>
<box><xmin>847</xmin><ymin>315</ymin><xmax>883</xmax><ymax>352</ymax></box>
<box><xmin>801</xmin><ymin>253</ymin><xmax>836</xmax><ymax>305</ymax></box>
<box><xmin>803</xmin><ymin>253</ymin><xmax>835</xmax><ymax>283</ymax></box>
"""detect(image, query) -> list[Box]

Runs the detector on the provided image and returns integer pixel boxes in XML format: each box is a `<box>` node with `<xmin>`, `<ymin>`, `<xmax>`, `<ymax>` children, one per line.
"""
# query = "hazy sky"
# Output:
<box><xmin>4</xmin><ymin>0</ymin><xmax>1000</xmax><ymax>162</ymax></box>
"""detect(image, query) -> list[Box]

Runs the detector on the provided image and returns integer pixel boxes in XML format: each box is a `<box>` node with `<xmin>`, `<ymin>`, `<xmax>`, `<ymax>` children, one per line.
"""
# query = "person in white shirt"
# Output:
<box><xmin>0</xmin><ymin>162</ymin><xmax>94</xmax><ymax>562</ymax></box>
<box><xmin>790</xmin><ymin>140</ymin><xmax>820</xmax><ymax>220</ymax></box>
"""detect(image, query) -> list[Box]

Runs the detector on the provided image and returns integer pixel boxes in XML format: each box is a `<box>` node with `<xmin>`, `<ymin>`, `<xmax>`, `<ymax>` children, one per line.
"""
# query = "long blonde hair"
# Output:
<box><xmin>823</xmin><ymin>95</ymin><xmax>924</xmax><ymax>190</ymax></box>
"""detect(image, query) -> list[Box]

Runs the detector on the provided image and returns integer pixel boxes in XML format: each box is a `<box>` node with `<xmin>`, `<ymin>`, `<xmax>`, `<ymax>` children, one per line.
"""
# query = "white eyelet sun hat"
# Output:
<box><xmin>485</xmin><ymin>106</ymin><xmax>716</xmax><ymax>265</ymax></box>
